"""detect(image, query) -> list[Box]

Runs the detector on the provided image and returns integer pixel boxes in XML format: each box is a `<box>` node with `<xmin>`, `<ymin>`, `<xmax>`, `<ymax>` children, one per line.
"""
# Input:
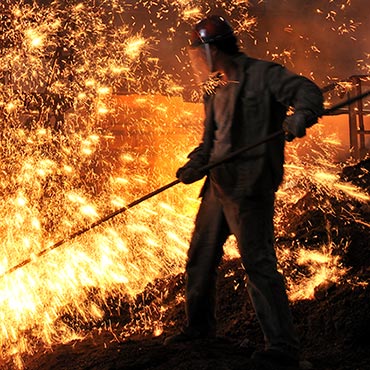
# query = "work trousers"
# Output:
<box><xmin>185</xmin><ymin>182</ymin><xmax>299</xmax><ymax>353</ymax></box>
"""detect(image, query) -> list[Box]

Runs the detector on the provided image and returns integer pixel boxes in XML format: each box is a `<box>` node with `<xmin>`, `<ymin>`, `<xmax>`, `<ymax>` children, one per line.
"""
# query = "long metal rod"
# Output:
<box><xmin>2</xmin><ymin>90</ymin><xmax>370</xmax><ymax>278</ymax></box>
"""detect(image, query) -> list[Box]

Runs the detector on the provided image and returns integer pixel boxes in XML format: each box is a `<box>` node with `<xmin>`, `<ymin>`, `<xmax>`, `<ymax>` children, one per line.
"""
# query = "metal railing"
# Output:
<box><xmin>322</xmin><ymin>75</ymin><xmax>370</xmax><ymax>161</ymax></box>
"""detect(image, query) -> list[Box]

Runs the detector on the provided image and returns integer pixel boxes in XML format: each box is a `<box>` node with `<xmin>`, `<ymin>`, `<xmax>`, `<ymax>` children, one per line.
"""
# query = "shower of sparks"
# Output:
<box><xmin>0</xmin><ymin>0</ymin><xmax>369</xmax><ymax>368</ymax></box>
<box><xmin>286</xmin><ymin>244</ymin><xmax>348</xmax><ymax>301</ymax></box>
<box><xmin>269</xmin><ymin>47</ymin><xmax>295</xmax><ymax>66</ymax></box>
<box><xmin>316</xmin><ymin>1</ymin><xmax>362</xmax><ymax>37</ymax></box>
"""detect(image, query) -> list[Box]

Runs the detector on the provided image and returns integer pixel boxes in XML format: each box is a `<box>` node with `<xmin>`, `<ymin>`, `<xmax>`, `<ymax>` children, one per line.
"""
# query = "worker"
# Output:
<box><xmin>164</xmin><ymin>15</ymin><xmax>323</xmax><ymax>369</ymax></box>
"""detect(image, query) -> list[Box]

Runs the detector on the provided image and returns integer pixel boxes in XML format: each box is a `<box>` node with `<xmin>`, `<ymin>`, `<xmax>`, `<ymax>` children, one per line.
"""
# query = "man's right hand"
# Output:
<box><xmin>176</xmin><ymin>167</ymin><xmax>205</xmax><ymax>184</ymax></box>
<box><xmin>283</xmin><ymin>111</ymin><xmax>307</xmax><ymax>141</ymax></box>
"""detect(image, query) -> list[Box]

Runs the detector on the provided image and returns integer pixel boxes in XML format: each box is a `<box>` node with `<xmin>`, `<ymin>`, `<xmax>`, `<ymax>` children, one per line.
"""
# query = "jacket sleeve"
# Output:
<box><xmin>266</xmin><ymin>64</ymin><xmax>324</xmax><ymax>127</ymax></box>
<box><xmin>181</xmin><ymin>144</ymin><xmax>208</xmax><ymax>169</ymax></box>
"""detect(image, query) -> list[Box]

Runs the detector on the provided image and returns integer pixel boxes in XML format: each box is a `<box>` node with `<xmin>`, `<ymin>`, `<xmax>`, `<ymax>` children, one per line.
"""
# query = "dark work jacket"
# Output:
<box><xmin>184</xmin><ymin>53</ymin><xmax>324</xmax><ymax>198</ymax></box>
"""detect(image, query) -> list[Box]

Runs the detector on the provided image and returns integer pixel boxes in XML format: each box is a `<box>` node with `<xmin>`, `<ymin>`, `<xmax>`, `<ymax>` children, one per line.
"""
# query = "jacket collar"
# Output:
<box><xmin>204</xmin><ymin>52</ymin><xmax>250</xmax><ymax>121</ymax></box>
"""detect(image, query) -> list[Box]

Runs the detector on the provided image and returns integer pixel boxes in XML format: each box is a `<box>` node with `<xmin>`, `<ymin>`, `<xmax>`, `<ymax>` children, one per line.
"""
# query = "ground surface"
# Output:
<box><xmin>8</xmin><ymin>159</ymin><xmax>370</xmax><ymax>370</ymax></box>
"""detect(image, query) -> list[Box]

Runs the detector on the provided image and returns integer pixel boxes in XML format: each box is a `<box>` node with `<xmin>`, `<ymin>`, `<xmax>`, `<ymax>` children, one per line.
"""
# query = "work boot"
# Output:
<box><xmin>163</xmin><ymin>327</ymin><xmax>215</xmax><ymax>345</ymax></box>
<box><xmin>252</xmin><ymin>348</ymin><xmax>300</xmax><ymax>369</ymax></box>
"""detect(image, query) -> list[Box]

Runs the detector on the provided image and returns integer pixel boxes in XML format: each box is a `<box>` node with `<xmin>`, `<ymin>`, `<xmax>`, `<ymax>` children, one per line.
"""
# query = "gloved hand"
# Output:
<box><xmin>176</xmin><ymin>166</ymin><xmax>205</xmax><ymax>184</ymax></box>
<box><xmin>283</xmin><ymin>111</ymin><xmax>307</xmax><ymax>141</ymax></box>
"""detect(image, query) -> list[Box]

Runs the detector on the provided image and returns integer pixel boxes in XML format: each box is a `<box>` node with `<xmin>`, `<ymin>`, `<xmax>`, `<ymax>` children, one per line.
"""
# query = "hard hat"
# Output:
<box><xmin>190</xmin><ymin>15</ymin><xmax>234</xmax><ymax>48</ymax></box>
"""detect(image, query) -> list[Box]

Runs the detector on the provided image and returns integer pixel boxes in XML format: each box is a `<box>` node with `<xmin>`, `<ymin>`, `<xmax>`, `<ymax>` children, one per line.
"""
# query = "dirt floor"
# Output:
<box><xmin>10</xmin><ymin>159</ymin><xmax>370</xmax><ymax>370</ymax></box>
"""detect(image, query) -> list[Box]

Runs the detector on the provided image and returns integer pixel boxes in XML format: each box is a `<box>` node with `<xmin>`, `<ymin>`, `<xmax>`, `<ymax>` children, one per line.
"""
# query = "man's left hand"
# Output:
<box><xmin>176</xmin><ymin>166</ymin><xmax>205</xmax><ymax>184</ymax></box>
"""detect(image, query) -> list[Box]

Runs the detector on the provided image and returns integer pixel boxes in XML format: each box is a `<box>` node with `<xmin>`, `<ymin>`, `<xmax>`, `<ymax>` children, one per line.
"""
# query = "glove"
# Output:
<box><xmin>176</xmin><ymin>166</ymin><xmax>205</xmax><ymax>184</ymax></box>
<box><xmin>283</xmin><ymin>111</ymin><xmax>307</xmax><ymax>141</ymax></box>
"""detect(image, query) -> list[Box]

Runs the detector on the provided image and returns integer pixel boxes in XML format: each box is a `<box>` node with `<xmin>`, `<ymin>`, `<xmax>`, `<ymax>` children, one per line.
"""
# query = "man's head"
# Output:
<box><xmin>190</xmin><ymin>15</ymin><xmax>239</xmax><ymax>55</ymax></box>
<box><xmin>188</xmin><ymin>15</ymin><xmax>239</xmax><ymax>80</ymax></box>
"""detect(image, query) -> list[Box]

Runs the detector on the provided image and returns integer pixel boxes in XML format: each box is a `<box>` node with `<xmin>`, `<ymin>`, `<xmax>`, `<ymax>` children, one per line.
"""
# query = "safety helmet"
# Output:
<box><xmin>190</xmin><ymin>15</ymin><xmax>234</xmax><ymax>48</ymax></box>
